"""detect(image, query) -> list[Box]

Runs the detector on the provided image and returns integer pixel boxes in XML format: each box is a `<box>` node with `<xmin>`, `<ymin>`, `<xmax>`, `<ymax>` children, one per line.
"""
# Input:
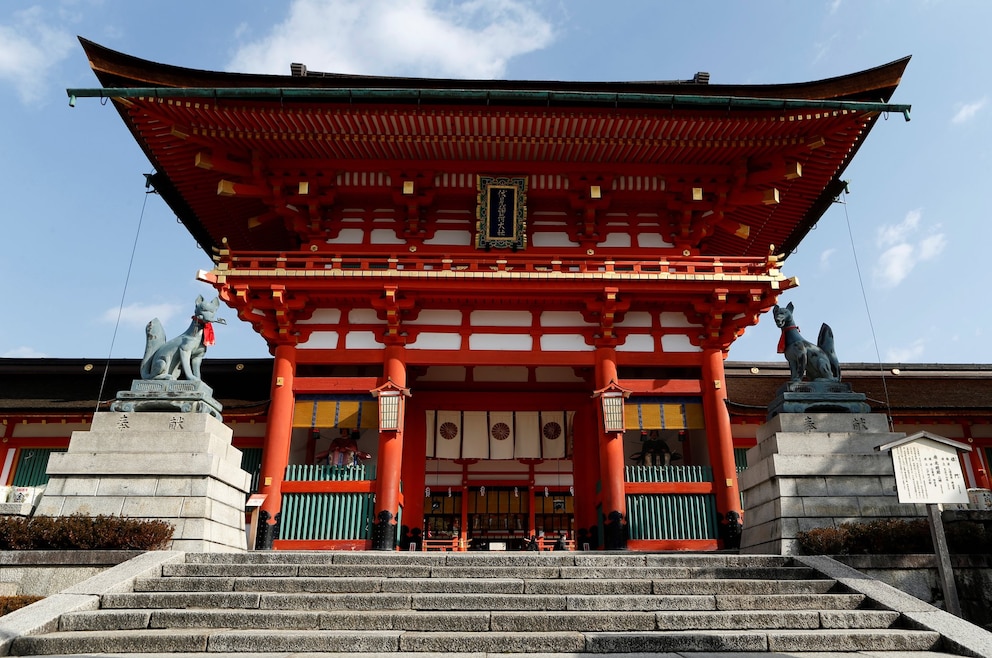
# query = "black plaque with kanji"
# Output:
<box><xmin>476</xmin><ymin>175</ymin><xmax>527</xmax><ymax>249</ymax></box>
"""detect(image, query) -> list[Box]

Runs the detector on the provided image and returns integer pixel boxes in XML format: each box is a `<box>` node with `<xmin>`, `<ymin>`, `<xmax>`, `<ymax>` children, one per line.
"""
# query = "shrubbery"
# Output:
<box><xmin>0</xmin><ymin>596</ymin><xmax>44</xmax><ymax>616</ymax></box>
<box><xmin>797</xmin><ymin>518</ymin><xmax>992</xmax><ymax>555</ymax></box>
<box><xmin>0</xmin><ymin>515</ymin><xmax>173</xmax><ymax>551</ymax></box>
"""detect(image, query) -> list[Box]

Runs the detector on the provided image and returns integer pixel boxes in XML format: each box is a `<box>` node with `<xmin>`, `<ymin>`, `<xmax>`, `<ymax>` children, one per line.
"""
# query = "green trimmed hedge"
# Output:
<box><xmin>0</xmin><ymin>515</ymin><xmax>172</xmax><ymax>551</ymax></box>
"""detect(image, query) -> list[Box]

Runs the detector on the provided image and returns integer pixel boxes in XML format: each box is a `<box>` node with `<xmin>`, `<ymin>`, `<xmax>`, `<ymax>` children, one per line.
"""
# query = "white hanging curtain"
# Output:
<box><xmin>461</xmin><ymin>411</ymin><xmax>489</xmax><ymax>459</ymax></box>
<box><xmin>425</xmin><ymin>410</ymin><xmax>437</xmax><ymax>458</ymax></box>
<box><xmin>434</xmin><ymin>410</ymin><xmax>462</xmax><ymax>460</ymax></box>
<box><xmin>565</xmin><ymin>410</ymin><xmax>576</xmax><ymax>457</ymax></box>
<box><xmin>514</xmin><ymin>411</ymin><xmax>542</xmax><ymax>459</ymax></box>
<box><xmin>488</xmin><ymin>411</ymin><xmax>515</xmax><ymax>460</ymax></box>
<box><xmin>541</xmin><ymin>410</ymin><xmax>567</xmax><ymax>459</ymax></box>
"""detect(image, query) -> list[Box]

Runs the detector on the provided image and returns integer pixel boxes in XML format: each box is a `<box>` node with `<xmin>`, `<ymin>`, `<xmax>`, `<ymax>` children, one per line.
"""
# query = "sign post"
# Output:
<box><xmin>245</xmin><ymin>493</ymin><xmax>268</xmax><ymax>552</ymax></box>
<box><xmin>876</xmin><ymin>431</ymin><xmax>972</xmax><ymax>618</ymax></box>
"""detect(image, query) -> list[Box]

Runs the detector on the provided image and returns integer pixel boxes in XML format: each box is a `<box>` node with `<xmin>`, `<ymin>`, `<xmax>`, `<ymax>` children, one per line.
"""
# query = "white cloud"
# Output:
<box><xmin>819</xmin><ymin>247</ymin><xmax>836</xmax><ymax>269</ymax></box>
<box><xmin>875</xmin><ymin>209</ymin><xmax>921</xmax><ymax>247</ymax></box>
<box><xmin>102</xmin><ymin>302</ymin><xmax>184</xmax><ymax>329</ymax></box>
<box><xmin>885</xmin><ymin>338</ymin><xmax>926</xmax><ymax>363</ymax></box>
<box><xmin>872</xmin><ymin>210</ymin><xmax>946</xmax><ymax>288</ymax></box>
<box><xmin>952</xmin><ymin>98</ymin><xmax>987</xmax><ymax>124</ymax></box>
<box><xmin>228</xmin><ymin>0</ymin><xmax>555</xmax><ymax>78</ymax></box>
<box><xmin>0</xmin><ymin>7</ymin><xmax>75</xmax><ymax>104</ymax></box>
<box><xmin>874</xmin><ymin>243</ymin><xmax>914</xmax><ymax>288</ymax></box>
<box><xmin>812</xmin><ymin>33</ymin><xmax>838</xmax><ymax>65</ymax></box>
<box><xmin>918</xmin><ymin>232</ymin><xmax>947</xmax><ymax>260</ymax></box>
<box><xmin>2</xmin><ymin>346</ymin><xmax>49</xmax><ymax>358</ymax></box>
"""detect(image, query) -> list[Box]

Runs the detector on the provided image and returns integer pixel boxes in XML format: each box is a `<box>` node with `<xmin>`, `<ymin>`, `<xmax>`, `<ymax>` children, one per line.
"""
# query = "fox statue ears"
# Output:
<box><xmin>785</xmin><ymin>301</ymin><xmax>794</xmax><ymax>312</ymax></box>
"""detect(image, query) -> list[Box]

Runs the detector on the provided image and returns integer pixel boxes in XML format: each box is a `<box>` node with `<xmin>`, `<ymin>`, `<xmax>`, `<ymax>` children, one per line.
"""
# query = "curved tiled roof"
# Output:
<box><xmin>74</xmin><ymin>39</ymin><xmax>910</xmax><ymax>260</ymax></box>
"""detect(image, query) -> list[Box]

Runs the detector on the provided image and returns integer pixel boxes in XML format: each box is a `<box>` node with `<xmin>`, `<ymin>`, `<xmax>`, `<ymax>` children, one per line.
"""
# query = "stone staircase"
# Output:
<box><xmin>7</xmin><ymin>551</ymin><xmax>961</xmax><ymax>655</ymax></box>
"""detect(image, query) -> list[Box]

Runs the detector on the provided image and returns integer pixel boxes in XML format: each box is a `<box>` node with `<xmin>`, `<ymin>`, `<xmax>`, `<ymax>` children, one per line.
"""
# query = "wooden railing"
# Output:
<box><xmin>417</xmin><ymin>536</ymin><xmax>576</xmax><ymax>551</ymax></box>
<box><xmin>284</xmin><ymin>463</ymin><xmax>375</xmax><ymax>481</ymax></box>
<box><xmin>215</xmin><ymin>251</ymin><xmax>779</xmax><ymax>281</ymax></box>
<box><xmin>625</xmin><ymin>464</ymin><xmax>713</xmax><ymax>483</ymax></box>
<box><xmin>421</xmin><ymin>537</ymin><xmax>462</xmax><ymax>551</ymax></box>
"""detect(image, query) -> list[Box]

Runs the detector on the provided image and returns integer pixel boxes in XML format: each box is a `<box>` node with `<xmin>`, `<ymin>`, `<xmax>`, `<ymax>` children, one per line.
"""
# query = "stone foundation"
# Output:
<box><xmin>35</xmin><ymin>412</ymin><xmax>249</xmax><ymax>552</ymax></box>
<box><xmin>739</xmin><ymin>412</ymin><xmax>928</xmax><ymax>554</ymax></box>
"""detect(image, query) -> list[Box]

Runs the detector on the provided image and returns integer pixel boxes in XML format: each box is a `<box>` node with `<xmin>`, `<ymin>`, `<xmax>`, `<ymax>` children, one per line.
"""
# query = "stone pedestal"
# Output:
<box><xmin>35</xmin><ymin>412</ymin><xmax>249</xmax><ymax>552</ymax></box>
<box><xmin>739</xmin><ymin>412</ymin><xmax>928</xmax><ymax>555</ymax></box>
<box><xmin>766</xmin><ymin>381</ymin><xmax>871</xmax><ymax>418</ymax></box>
<box><xmin>110</xmin><ymin>379</ymin><xmax>223</xmax><ymax>420</ymax></box>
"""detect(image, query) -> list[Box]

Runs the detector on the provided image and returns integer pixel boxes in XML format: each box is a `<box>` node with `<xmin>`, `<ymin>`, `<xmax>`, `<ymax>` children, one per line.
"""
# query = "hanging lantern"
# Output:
<box><xmin>544</xmin><ymin>486</ymin><xmax>549</xmax><ymax>497</ymax></box>
<box><xmin>480</xmin><ymin>486</ymin><xmax>486</xmax><ymax>497</ymax></box>
<box><xmin>514</xmin><ymin>487</ymin><xmax>519</xmax><ymax>497</ymax></box>
<box><xmin>592</xmin><ymin>381</ymin><xmax>631</xmax><ymax>433</ymax></box>
<box><xmin>370</xmin><ymin>379</ymin><xmax>411</xmax><ymax>432</ymax></box>
<box><xmin>447</xmin><ymin>487</ymin><xmax>452</xmax><ymax>498</ymax></box>
<box><xmin>425</xmin><ymin>486</ymin><xmax>431</xmax><ymax>498</ymax></box>
<box><xmin>569</xmin><ymin>485</ymin><xmax>574</xmax><ymax>496</ymax></box>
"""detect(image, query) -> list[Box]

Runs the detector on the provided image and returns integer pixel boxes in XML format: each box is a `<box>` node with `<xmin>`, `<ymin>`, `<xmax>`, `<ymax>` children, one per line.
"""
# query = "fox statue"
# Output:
<box><xmin>773</xmin><ymin>302</ymin><xmax>841</xmax><ymax>383</ymax></box>
<box><xmin>140</xmin><ymin>295</ymin><xmax>226</xmax><ymax>382</ymax></box>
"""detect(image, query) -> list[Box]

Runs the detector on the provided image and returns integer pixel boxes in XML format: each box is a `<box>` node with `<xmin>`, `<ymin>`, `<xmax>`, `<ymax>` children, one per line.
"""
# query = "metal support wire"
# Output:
<box><xmin>837</xmin><ymin>185</ymin><xmax>895</xmax><ymax>429</ymax></box>
<box><xmin>94</xmin><ymin>175</ymin><xmax>157</xmax><ymax>413</ymax></box>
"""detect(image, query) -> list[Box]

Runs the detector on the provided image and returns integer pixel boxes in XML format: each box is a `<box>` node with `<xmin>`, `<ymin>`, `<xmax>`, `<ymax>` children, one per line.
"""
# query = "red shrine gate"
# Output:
<box><xmin>74</xmin><ymin>39</ymin><xmax>909</xmax><ymax>550</ymax></box>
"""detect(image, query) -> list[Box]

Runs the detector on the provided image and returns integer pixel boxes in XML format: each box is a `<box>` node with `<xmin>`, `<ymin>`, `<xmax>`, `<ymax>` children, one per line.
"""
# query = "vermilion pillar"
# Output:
<box><xmin>963</xmin><ymin>423</ymin><xmax>990</xmax><ymax>489</ymax></box>
<box><xmin>399</xmin><ymin>397</ymin><xmax>427</xmax><ymax>541</ymax></box>
<box><xmin>700</xmin><ymin>347</ymin><xmax>743</xmax><ymax>547</ymax></box>
<box><xmin>372</xmin><ymin>345</ymin><xmax>407</xmax><ymax>550</ymax></box>
<box><xmin>571</xmin><ymin>403</ymin><xmax>600</xmax><ymax>550</ymax></box>
<box><xmin>595</xmin><ymin>347</ymin><xmax>627</xmax><ymax>550</ymax></box>
<box><xmin>257</xmin><ymin>344</ymin><xmax>296</xmax><ymax>548</ymax></box>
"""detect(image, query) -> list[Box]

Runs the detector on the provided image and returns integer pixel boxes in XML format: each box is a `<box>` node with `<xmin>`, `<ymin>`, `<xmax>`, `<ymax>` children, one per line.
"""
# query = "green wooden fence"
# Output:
<box><xmin>626</xmin><ymin>493</ymin><xmax>719</xmax><ymax>540</ymax></box>
<box><xmin>11</xmin><ymin>448</ymin><xmax>67</xmax><ymax>487</ymax></box>
<box><xmin>279</xmin><ymin>492</ymin><xmax>375</xmax><ymax>540</ymax></box>
<box><xmin>239</xmin><ymin>448</ymin><xmax>263</xmax><ymax>493</ymax></box>
<box><xmin>624</xmin><ymin>464</ymin><xmax>718</xmax><ymax>540</ymax></box>
<box><xmin>279</xmin><ymin>463</ymin><xmax>379</xmax><ymax>541</ymax></box>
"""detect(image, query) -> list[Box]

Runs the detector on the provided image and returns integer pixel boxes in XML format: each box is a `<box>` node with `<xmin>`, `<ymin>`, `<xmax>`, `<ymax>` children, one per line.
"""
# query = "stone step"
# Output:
<box><xmin>12</xmin><ymin>627</ymin><xmax>944</xmax><ymax>655</ymax></box>
<box><xmin>159</xmin><ymin>561</ymin><xmax>820</xmax><ymax>581</ymax></box>
<box><xmin>558</xmin><ymin>592</ymin><xmax>866</xmax><ymax>612</ymax></box>
<box><xmin>99</xmin><ymin>589</ymin><xmax>867</xmax><ymax>613</ymax></box>
<box><xmin>586</xmin><ymin>628</ymin><xmax>943</xmax><ymax>654</ymax></box>
<box><xmin>60</xmin><ymin>607</ymin><xmax>900</xmax><ymax>633</ymax></box>
<box><xmin>182</xmin><ymin>551</ymin><xmax>799</xmax><ymax>568</ymax></box>
<box><xmin>652</xmin><ymin>609</ymin><xmax>901</xmax><ymax>630</ymax></box>
<box><xmin>12</xmin><ymin>550</ymin><xmax>970</xmax><ymax>657</ymax></box>
<box><xmin>133</xmin><ymin>574</ymin><xmax>838</xmax><ymax>596</ymax></box>
<box><xmin>648</xmin><ymin>578</ymin><xmax>837</xmax><ymax>595</ymax></box>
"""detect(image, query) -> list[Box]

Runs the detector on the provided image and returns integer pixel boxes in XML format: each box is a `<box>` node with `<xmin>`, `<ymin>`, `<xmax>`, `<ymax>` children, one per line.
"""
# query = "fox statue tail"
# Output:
<box><xmin>817</xmin><ymin>323</ymin><xmax>841</xmax><ymax>380</ymax></box>
<box><xmin>139</xmin><ymin>318</ymin><xmax>166</xmax><ymax>380</ymax></box>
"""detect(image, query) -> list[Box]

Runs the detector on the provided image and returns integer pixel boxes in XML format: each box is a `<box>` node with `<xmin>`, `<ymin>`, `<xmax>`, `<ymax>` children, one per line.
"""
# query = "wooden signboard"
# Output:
<box><xmin>877</xmin><ymin>431</ymin><xmax>972</xmax><ymax>617</ymax></box>
<box><xmin>889</xmin><ymin>437</ymin><xmax>969</xmax><ymax>505</ymax></box>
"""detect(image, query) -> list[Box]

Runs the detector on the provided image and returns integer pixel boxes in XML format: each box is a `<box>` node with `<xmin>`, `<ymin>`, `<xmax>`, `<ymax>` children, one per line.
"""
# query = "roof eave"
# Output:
<box><xmin>79</xmin><ymin>37</ymin><xmax>910</xmax><ymax>103</ymax></box>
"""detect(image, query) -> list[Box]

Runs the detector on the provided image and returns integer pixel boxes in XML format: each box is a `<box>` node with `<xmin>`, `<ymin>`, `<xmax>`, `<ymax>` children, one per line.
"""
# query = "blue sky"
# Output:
<box><xmin>1</xmin><ymin>0</ymin><xmax>989</xmax><ymax>366</ymax></box>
